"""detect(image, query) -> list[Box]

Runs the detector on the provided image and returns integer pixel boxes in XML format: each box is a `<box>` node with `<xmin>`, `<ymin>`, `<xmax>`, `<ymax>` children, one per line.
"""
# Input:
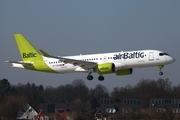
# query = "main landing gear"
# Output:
<box><xmin>98</xmin><ymin>75</ymin><xmax>104</xmax><ymax>81</ymax></box>
<box><xmin>87</xmin><ymin>74</ymin><xmax>105</xmax><ymax>81</ymax></box>
<box><xmin>87</xmin><ymin>70</ymin><xmax>93</xmax><ymax>80</ymax></box>
<box><xmin>87</xmin><ymin>71</ymin><xmax>105</xmax><ymax>81</ymax></box>
<box><xmin>158</xmin><ymin>65</ymin><xmax>164</xmax><ymax>76</ymax></box>
<box><xmin>87</xmin><ymin>74</ymin><xmax>93</xmax><ymax>80</ymax></box>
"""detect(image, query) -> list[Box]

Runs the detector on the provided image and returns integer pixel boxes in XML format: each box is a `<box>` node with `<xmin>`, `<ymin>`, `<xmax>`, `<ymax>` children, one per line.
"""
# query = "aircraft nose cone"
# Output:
<box><xmin>172</xmin><ymin>57</ymin><xmax>175</xmax><ymax>62</ymax></box>
<box><xmin>170</xmin><ymin>57</ymin><xmax>175</xmax><ymax>63</ymax></box>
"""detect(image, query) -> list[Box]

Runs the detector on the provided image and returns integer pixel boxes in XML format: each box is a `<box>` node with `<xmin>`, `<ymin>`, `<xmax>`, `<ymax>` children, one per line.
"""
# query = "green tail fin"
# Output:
<box><xmin>14</xmin><ymin>34</ymin><xmax>42</xmax><ymax>62</ymax></box>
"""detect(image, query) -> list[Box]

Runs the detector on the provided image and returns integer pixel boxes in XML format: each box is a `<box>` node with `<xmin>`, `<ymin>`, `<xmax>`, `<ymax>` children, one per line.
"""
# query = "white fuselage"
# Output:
<box><xmin>43</xmin><ymin>50</ymin><xmax>175</xmax><ymax>73</ymax></box>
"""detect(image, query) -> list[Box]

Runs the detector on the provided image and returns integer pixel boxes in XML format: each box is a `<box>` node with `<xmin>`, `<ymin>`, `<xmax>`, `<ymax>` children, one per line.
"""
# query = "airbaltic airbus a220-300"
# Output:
<box><xmin>5</xmin><ymin>34</ymin><xmax>175</xmax><ymax>81</ymax></box>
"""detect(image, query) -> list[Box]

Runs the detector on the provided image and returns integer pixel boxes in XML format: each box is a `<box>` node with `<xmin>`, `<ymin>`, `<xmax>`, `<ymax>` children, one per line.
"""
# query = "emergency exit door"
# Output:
<box><xmin>149</xmin><ymin>52</ymin><xmax>154</xmax><ymax>61</ymax></box>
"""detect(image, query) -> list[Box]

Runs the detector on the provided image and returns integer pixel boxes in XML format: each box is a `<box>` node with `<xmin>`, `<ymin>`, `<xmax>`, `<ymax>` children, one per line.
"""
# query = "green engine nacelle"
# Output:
<box><xmin>97</xmin><ymin>63</ymin><xmax>115</xmax><ymax>74</ymax></box>
<box><xmin>115</xmin><ymin>68</ymin><xmax>133</xmax><ymax>76</ymax></box>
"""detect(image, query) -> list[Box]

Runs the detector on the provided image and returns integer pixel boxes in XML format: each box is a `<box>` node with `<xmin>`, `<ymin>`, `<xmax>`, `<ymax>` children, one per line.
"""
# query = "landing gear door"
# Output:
<box><xmin>149</xmin><ymin>52</ymin><xmax>154</xmax><ymax>61</ymax></box>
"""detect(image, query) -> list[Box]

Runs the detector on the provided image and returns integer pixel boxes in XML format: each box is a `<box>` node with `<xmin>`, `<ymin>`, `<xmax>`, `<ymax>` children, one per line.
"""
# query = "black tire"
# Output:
<box><xmin>87</xmin><ymin>75</ymin><xmax>93</xmax><ymax>80</ymax></box>
<box><xmin>98</xmin><ymin>76</ymin><xmax>104</xmax><ymax>81</ymax></box>
<box><xmin>159</xmin><ymin>72</ymin><xmax>163</xmax><ymax>76</ymax></box>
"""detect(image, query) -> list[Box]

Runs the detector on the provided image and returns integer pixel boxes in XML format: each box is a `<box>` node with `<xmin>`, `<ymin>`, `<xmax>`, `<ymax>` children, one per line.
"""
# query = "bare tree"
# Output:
<box><xmin>92</xmin><ymin>84</ymin><xmax>109</xmax><ymax>101</ymax></box>
<box><xmin>0</xmin><ymin>78</ymin><xmax>12</xmax><ymax>101</ymax></box>
<box><xmin>0</xmin><ymin>94</ymin><xmax>27</xmax><ymax>119</ymax></box>
<box><xmin>72</xmin><ymin>79</ymin><xmax>89</xmax><ymax>102</ymax></box>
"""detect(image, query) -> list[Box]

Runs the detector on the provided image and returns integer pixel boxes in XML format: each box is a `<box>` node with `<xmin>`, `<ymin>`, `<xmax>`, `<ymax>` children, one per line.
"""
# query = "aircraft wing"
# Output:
<box><xmin>5</xmin><ymin>61</ymin><xmax>33</xmax><ymax>66</ymax></box>
<box><xmin>40</xmin><ymin>49</ymin><xmax>97</xmax><ymax>70</ymax></box>
<box><xmin>50</xmin><ymin>56</ymin><xmax>97</xmax><ymax>70</ymax></box>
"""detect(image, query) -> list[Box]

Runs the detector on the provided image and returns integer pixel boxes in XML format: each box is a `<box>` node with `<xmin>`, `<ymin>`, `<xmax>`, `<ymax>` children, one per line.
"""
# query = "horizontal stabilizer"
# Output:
<box><xmin>5</xmin><ymin>61</ymin><xmax>33</xmax><ymax>66</ymax></box>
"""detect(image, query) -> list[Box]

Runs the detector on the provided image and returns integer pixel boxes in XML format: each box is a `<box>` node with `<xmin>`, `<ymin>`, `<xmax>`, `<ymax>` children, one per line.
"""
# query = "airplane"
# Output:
<box><xmin>5</xmin><ymin>34</ymin><xmax>175</xmax><ymax>81</ymax></box>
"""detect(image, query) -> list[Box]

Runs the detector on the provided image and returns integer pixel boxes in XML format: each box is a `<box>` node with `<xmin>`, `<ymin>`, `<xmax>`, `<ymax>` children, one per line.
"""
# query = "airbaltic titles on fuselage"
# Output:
<box><xmin>113</xmin><ymin>52</ymin><xmax>145</xmax><ymax>60</ymax></box>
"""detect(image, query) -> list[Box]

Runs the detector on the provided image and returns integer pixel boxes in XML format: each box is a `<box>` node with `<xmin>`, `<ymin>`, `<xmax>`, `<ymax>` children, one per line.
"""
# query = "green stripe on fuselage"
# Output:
<box><xmin>24</xmin><ymin>59</ymin><xmax>58</xmax><ymax>73</ymax></box>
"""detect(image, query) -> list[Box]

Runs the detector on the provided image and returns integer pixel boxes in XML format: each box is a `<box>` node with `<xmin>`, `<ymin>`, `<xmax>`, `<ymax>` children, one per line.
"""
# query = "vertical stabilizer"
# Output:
<box><xmin>14</xmin><ymin>34</ymin><xmax>42</xmax><ymax>62</ymax></box>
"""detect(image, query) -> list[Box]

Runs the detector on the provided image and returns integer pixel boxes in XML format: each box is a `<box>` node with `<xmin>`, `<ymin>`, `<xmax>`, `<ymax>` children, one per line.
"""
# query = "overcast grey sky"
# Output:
<box><xmin>0</xmin><ymin>1</ymin><xmax>179</xmax><ymax>91</ymax></box>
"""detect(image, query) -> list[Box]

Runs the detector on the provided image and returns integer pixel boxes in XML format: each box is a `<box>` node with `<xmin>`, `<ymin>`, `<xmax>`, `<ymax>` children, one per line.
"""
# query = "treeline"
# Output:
<box><xmin>0</xmin><ymin>78</ymin><xmax>180</xmax><ymax>119</ymax></box>
<box><xmin>112</xmin><ymin>78</ymin><xmax>180</xmax><ymax>107</ymax></box>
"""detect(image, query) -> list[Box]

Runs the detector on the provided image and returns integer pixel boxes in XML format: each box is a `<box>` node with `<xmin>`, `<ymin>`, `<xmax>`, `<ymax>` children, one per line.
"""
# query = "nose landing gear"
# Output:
<box><xmin>159</xmin><ymin>72</ymin><xmax>163</xmax><ymax>75</ymax></box>
<box><xmin>158</xmin><ymin>65</ymin><xmax>164</xmax><ymax>76</ymax></box>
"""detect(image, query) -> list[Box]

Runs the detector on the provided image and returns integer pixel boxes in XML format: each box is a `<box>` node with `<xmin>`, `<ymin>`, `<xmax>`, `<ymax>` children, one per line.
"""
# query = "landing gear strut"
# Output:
<box><xmin>158</xmin><ymin>65</ymin><xmax>164</xmax><ymax>76</ymax></box>
<box><xmin>87</xmin><ymin>70</ymin><xmax>93</xmax><ymax>80</ymax></box>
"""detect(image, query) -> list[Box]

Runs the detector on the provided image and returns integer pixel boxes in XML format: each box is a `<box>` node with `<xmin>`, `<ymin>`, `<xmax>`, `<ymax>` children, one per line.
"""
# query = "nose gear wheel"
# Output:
<box><xmin>159</xmin><ymin>72</ymin><xmax>163</xmax><ymax>75</ymax></box>
<box><xmin>158</xmin><ymin>65</ymin><xmax>164</xmax><ymax>76</ymax></box>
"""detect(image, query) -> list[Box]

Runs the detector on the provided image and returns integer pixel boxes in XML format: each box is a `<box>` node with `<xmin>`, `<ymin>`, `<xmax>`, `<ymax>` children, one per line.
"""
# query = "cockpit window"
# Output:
<box><xmin>159</xmin><ymin>53</ymin><xmax>169</xmax><ymax>56</ymax></box>
<box><xmin>164</xmin><ymin>53</ymin><xmax>169</xmax><ymax>56</ymax></box>
<box><xmin>159</xmin><ymin>53</ymin><xmax>164</xmax><ymax>56</ymax></box>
